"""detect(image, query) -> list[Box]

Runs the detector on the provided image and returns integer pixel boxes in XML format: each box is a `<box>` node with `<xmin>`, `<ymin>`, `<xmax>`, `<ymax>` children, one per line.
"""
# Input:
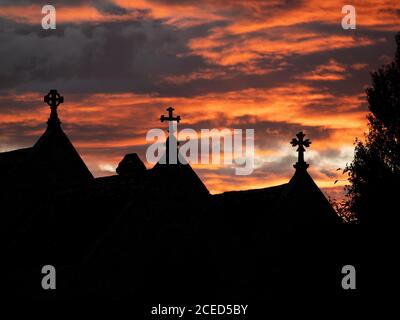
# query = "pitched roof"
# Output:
<box><xmin>278</xmin><ymin>168</ymin><xmax>341</xmax><ymax>225</ymax></box>
<box><xmin>0</xmin><ymin>147</ymin><xmax>32</xmax><ymax>181</ymax></box>
<box><xmin>0</xmin><ymin>90</ymin><xmax>93</xmax><ymax>188</ymax></box>
<box><xmin>25</xmin><ymin>121</ymin><xmax>93</xmax><ymax>186</ymax></box>
<box><xmin>116</xmin><ymin>153</ymin><xmax>147</xmax><ymax>176</ymax></box>
<box><xmin>1</xmin><ymin>102</ymin><xmax>341</xmax><ymax>297</ymax></box>
<box><xmin>151</xmin><ymin>162</ymin><xmax>209</xmax><ymax>197</ymax></box>
<box><xmin>152</xmin><ymin>134</ymin><xmax>209</xmax><ymax>196</ymax></box>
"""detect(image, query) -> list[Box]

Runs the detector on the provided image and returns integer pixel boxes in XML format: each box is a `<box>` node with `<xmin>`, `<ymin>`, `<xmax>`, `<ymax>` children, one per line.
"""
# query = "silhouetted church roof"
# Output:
<box><xmin>0</xmin><ymin>92</ymin><xmax>339</xmax><ymax>221</ymax></box>
<box><xmin>151</xmin><ymin>107</ymin><xmax>209</xmax><ymax>196</ymax></box>
<box><xmin>0</xmin><ymin>93</ymin><xmax>337</xmax><ymax>223</ymax></box>
<box><xmin>0</xmin><ymin>90</ymin><xmax>93</xmax><ymax>188</ymax></box>
<box><xmin>214</xmin><ymin>131</ymin><xmax>340</xmax><ymax>226</ymax></box>
<box><xmin>280</xmin><ymin>167</ymin><xmax>339</xmax><ymax>225</ymax></box>
<box><xmin>3</xmin><ymin>91</ymin><xmax>342</xmax><ymax>300</ymax></box>
<box><xmin>152</xmin><ymin>162</ymin><xmax>209</xmax><ymax>196</ymax></box>
<box><xmin>116</xmin><ymin>153</ymin><xmax>146</xmax><ymax>176</ymax></box>
<box><xmin>0</xmin><ymin>147</ymin><xmax>32</xmax><ymax>180</ymax></box>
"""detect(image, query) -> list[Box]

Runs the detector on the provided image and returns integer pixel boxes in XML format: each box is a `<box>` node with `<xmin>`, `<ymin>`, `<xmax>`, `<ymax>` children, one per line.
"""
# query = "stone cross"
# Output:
<box><xmin>160</xmin><ymin>107</ymin><xmax>181</xmax><ymax>164</ymax></box>
<box><xmin>160</xmin><ymin>107</ymin><xmax>181</xmax><ymax>123</ymax></box>
<box><xmin>44</xmin><ymin>89</ymin><xmax>64</xmax><ymax>126</ymax></box>
<box><xmin>290</xmin><ymin>131</ymin><xmax>311</xmax><ymax>169</ymax></box>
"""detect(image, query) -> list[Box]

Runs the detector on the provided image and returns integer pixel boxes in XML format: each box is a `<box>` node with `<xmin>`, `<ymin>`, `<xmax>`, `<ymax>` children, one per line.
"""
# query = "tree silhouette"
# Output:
<box><xmin>344</xmin><ymin>33</ymin><xmax>400</xmax><ymax>224</ymax></box>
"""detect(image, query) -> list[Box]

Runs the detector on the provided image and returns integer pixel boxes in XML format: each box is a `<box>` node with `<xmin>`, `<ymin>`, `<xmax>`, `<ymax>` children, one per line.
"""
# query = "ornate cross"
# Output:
<box><xmin>290</xmin><ymin>131</ymin><xmax>311</xmax><ymax>169</ymax></box>
<box><xmin>159</xmin><ymin>107</ymin><xmax>181</xmax><ymax>164</ymax></box>
<box><xmin>44</xmin><ymin>89</ymin><xmax>64</xmax><ymax>126</ymax></box>
<box><xmin>160</xmin><ymin>107</ymin><xmax>181</xmax><ymax>123</ymax></box>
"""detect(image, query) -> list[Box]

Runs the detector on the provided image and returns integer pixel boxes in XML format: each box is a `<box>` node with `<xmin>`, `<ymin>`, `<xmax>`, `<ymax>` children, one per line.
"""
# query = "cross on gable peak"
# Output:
<box><xmin>44</xmin><ymin>89</ymin><xmax>64</xmax><ymax>109</ymax></box>
<box><xmin>44</xmin><ymin>89</ymin><xmax>64</xmax><ymax>127</ymax></box>
<box><xmin>290</xmin><ymin>131</ymin><xmax>311</xmax><ymax>170</ymax></box>
<box><xmin>160</xmin><ymin>106</ymin><xmax>181</xmax><ymax>123</ymax></box>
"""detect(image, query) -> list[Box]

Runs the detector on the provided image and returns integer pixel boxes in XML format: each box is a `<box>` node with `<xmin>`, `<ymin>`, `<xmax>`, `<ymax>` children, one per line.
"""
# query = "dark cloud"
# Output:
<box><xmin>0</xmin><ymin>119</ymin><xmax>145</xmax><ymax>152</ymax></box>
<box><xmin>0</xmin><ymin>10</ymin><xmax>397</xmax><ymax>100</ymax></box>
<box><xmin>0</xmin><ymin>95</ymin><xmax>41</xmax><ymax>113</ymax></box>
<box><xmin>63</xmin><ymin>123</ymin><xmax>142</xmax><ymax>142</ymax></box>
<box><xmin>0</xmin><ymin>0</ymin><xmax>129</xmax><ymax>16</ymax></box>
<box><xmin>320</xmin><ymin>168</ymin><xmax>336</xmax><ymax>178</ymax></box>
<box><xmin>0</xmin><ymin>16</ymin><xmax>215</xmax><ymax>96</ymax></box>
<box><xmin>0</xmin><ymin>121</ymin><xmax>43</xmax><ymax>147</ymax></box>
<box><xmin>177</xmin><ymin>114</ymin><xmax>334</xmax><ymax>153</ymax></box>
<box><xmin>146</xmin><ymin>0</ymin><xmax>303</xmax><ymax>19</ymax></box>
<box><xmin>0</xmin><ymin>0</ymin><xmax>90</xmax><ymax>5</ymax></box>
<box><xmin>92</xmin><ymin>1</ymin><xmax>129</xmax><ymax>16</ymax></box>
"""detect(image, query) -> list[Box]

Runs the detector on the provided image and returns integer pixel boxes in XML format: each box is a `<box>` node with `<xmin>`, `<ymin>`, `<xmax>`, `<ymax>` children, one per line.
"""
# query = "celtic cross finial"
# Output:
<box><xmin>44</xmin><ymin>89</ymin><xmax>63</xmax><ymax>126</ymax></box>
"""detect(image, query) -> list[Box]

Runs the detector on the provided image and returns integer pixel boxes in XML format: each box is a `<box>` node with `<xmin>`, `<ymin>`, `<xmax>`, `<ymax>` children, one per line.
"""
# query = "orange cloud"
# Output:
<box><xmin>0</xmin><ymin>4</ymin><xmax>140</xmax><ymax>24</ymax></box>
<box><xmin>296</xmin><ymin>59</ymin><xmax>347</xmax><ymax>81</ymax></box>
<box><xmin>189</xmin><ymin>32</ymin><xmax>377</xmax><ymax>66</ymax></box>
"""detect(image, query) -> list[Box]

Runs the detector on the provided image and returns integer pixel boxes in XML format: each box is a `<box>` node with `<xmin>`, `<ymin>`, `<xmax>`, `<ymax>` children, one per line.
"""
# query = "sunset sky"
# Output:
<box><xmin>0</xmin><ymin>0</ymin><xmax>399</xmax><ymax>198</ymax></box>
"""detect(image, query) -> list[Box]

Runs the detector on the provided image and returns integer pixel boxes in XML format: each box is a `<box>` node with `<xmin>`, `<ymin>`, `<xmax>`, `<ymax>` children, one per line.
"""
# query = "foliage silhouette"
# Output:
<box><xmin>344</xmin><ymin>33</ymin><xmax>400</xmax><ymax>224</ymax></box>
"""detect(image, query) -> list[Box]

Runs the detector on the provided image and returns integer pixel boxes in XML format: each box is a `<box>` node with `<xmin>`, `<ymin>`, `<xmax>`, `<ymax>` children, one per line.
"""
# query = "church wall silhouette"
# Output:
<box><xmin>1</xmin><ymin>90</ymin><xmax>351</xmax><ymax>302</ymax></box>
